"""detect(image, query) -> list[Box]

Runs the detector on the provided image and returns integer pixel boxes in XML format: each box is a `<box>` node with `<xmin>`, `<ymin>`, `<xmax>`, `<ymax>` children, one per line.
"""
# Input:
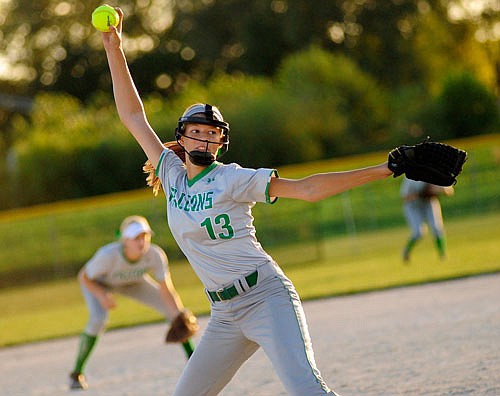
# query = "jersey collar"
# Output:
<box><xmin>187</xmin><ymin>161</ymin><xmax>219</xmax><ymax>187</ymax></box>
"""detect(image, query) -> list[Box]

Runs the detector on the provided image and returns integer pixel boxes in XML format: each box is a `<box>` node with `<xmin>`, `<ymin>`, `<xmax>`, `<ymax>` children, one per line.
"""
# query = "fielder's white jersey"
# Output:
<box><xmin>156</xmin><ymin>148</ymin><xmax>278</xmax><ymax>290</ymax></box>
<box><xmin>84</xmin><ymin>242</ymin><xmax>168</xmax><ymax>287</ymax></box>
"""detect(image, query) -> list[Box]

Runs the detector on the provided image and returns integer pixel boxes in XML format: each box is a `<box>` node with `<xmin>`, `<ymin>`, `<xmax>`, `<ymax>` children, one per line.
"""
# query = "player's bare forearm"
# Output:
<box><xmin>105</xmin><ymin>47</ymin><xmax>163</xmax><ymax>166</ymax></box>
<box><xmin>106</xmin><ymin>48</ymin><xmax>144</xmax><ymax>125</ymax></box>
<box><xmin>101</xmin><ymin>9</ymin><xmax>143</xmax><ymax>123</ymax></box>
<box><xmin>159</xmin><ymin>277</ymin><xmax>184</xmax><ymax>319</ymax></box>
<box><xmin>269</xmin><ymin>162</ymin><xmax>392</xmax><ymax>202</ymax></box>
<box><xmin>102</xmin><ymin>9</ymin><xmax>164</xmax><ymax>167</ymax></box>
<box><xmin>78</xmin><ymin>269</ymin><xmax>117</xmax><ymax>309</ymax></box>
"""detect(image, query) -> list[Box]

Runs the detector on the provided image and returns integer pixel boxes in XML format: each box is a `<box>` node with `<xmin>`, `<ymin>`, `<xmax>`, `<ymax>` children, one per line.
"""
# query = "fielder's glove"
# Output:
<box><xmin>388</xmin><ymin>138</ymin><xmax>467</xmax><ymax>186</ymax></box>
<box><xmin>165</xmin><ymin>309</ymin><xmax>199</xmax><ymax>343</ymax></box>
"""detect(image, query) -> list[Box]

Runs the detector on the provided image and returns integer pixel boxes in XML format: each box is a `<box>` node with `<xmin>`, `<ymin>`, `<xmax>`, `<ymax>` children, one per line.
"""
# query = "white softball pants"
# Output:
<box><xmin>172</xmin><ymin>263</ymin><xmax>338</xmax><ymax>396</ymax></box>
<box><xmin>403</xmin><ymin>197</ymin><xmax>444</xmax><ymax>239</ymax></box>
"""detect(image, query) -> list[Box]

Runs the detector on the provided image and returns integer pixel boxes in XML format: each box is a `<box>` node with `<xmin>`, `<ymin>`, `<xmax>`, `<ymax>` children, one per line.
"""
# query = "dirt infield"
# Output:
<box><xmin>1</xmin><ymin>273</ymin><xmax>499</xmax><ymax>396</ymax></box>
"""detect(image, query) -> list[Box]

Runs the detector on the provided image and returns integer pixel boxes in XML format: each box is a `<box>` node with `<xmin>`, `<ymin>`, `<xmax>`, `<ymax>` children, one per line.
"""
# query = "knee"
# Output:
<box><xmin>411</xmin><ymin>231</ymin><xmax>423</xmax><ymax>240</ymax></box>
<box><xmin>85</xmin><ymin>313</ymin><xmax>108</xmax><ymax>335</ymax></box>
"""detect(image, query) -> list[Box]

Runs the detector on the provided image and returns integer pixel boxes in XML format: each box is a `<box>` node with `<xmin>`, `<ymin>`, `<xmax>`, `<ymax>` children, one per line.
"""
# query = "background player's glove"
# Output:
<box><xmin>388</xmin><ymin>139</ymin><xmax>467</xmax><ymax>186</ymax></box>
<box><xmin>165</xmin><ymin>309</ymin><xmax>199</xmax><ymax>343</ymax></box>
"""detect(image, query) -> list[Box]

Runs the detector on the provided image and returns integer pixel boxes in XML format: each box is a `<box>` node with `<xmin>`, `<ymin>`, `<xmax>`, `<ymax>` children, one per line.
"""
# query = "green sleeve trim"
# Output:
<box><xmin>266</xmin><ymin>169</ymin><xmax>279</xmax><ymax>204</ymax></box>
<box><xmin>155</xmin><ymin>150</ymin><xmax>167</xmax><ymax>177</ymax></box>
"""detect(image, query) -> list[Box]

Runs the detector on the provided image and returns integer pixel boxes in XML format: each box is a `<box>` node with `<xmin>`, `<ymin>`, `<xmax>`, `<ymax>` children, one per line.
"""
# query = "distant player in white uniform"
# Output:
<box><xmin>69</xmin><ymin>215</ymin><xmax>196</xmax><ymax>390</ymax></box>
<box><xmin>400</xmin><ymin>177</ymin><xmax>454</xmax><ymax>262</ymax></box>
<box><xmin>101</xmin><ymin>8</ymin><xmax>394</xmax><ymax>395</ymax></box>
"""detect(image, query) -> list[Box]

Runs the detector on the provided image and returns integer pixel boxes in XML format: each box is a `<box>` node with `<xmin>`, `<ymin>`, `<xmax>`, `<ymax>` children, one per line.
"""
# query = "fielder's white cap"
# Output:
<box><xmin>120</xmin><ymin>216</ymin><xmax>153</xmax><ymax>239</ymax></box>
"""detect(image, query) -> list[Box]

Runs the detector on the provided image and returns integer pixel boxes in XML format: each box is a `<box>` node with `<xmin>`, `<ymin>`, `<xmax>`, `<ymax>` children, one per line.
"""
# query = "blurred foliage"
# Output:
<box><xmin>416</xmin><ymin>71</ymin><xmax>500</xmax><ymax>141</ymax></box>
<box><xmin>276</xmin><ymin>47</ymin><xmax>390</xmax><ymax>155</ymax></box>
<box><xmin>0</xmin><ymin>0</ymin><xmax>497</xmax><ymax>99</ymax></box>
<box><xmin>0</xmin><ymin>0</ymin><xmax>498</xmax><ymax>208</ymax></box>
<box><xmin>2</xmin><ymin>46</ymin><xmax>499</xmax><ymax>208</ymax></box>
<box><xmin>434</xmin><ymin>72</ymin><xmax>499</xmax><ymax>138</ymax></box>
<box><xmin>7</xmin><ymin>93</ymin><xmax>147</xmax><ymax>206</ymax></box>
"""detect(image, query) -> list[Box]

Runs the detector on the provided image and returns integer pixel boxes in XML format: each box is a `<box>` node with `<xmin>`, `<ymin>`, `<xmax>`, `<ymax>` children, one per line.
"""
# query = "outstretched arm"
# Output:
<box><xmin>101</xmin><ymin>8</ymin><xmax>164</xmax><ymax>168</ymax></box>
<box><xmin>269</xmin><ymin>162</ymin><xmax>393</xmax><ymax>202</ymax></box>
<box><xmin>159</xmin><ymin>272</ymin><xmax>185</xmax><ymax>319</ymax></box>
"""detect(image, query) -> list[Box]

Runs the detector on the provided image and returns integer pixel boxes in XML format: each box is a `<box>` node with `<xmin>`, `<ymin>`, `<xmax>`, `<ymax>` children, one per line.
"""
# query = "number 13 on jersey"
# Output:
<box><xmin>201</xmin><ymin>214</ymin><xmax>234</xmax><ymax>240</ymax></box>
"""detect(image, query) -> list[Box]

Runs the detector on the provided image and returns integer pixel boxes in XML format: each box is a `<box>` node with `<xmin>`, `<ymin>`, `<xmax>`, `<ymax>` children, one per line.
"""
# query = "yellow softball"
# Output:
<box><xmin>91</xmin><ymin>4</ymin><xmax>119</xmax><ymax>32</ymax></box>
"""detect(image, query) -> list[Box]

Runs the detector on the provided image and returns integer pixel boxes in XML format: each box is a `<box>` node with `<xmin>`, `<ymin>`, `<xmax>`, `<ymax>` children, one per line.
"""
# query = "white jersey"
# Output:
<box><xmin>156</xmin><ymin>148</ymin><xmax>278</xmax><ymax>289</ymax></box>
<box><xmin>84</xmin><ymin>242</ymin><xmax>168</xmax><ymax>287</ymax></box>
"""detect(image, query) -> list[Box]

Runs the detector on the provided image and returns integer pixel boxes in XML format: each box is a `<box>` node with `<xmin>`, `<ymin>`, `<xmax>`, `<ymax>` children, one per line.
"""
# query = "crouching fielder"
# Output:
<box><xmin>69</xmin><ymin>215</ymin><xmax>197</xmax><ymax>390</ymax></box>
<box><xmin>100</xmin><ymin>7</ymin><xmax>393</xmax><ymax>395</ymax></box>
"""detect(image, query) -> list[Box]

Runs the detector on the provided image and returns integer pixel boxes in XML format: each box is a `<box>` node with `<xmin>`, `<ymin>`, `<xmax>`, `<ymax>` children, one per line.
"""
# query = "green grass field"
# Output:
<box><xmin>0</xmin><ymin>134</ymin><xmax>499</xmax><ymax>347</ymax></box>
<box><xmin>1</xmin><ymin>211</ymin><xmax>499</xmax><ymax>347</ymax></box>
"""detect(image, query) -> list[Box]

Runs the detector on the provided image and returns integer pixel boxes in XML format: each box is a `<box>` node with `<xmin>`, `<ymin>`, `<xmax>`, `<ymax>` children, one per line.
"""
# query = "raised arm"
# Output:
<box><xmin>101</xmin><ymin>8</ymin><xmax>164</xmax><ymax>168</ymax></box>
<box><xmin>269</xmin><ymin>162</ymin><xmax>393</xmax><ymax>202</ymax></box>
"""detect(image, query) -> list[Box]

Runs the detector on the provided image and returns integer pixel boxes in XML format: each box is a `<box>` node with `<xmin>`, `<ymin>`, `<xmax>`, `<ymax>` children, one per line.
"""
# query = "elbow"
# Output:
<box><xmin>305</xmin><ymin>194</ymin><xmax>321</xmax><ymax>203</ymax></box>
<box><xmin>311</xmin><ymin>195</ymin><xmax>331</xmax><ymax>203</ymax></box>
<box><xmin>303</xmin><ymin>187</ymin><xmax>325</xmax><ymax>202</ymax></box>
<box><xmin>77</xmin><ymin>268</ymin><xmax>87</xmax><ymax>284</ymax></box>
<box><xmin>305</xmin><ymin>185</ymin><xmax>343</xmax><ymax>202</ymax></box>
<box><xmin>299</xmin><ymin>175</ymin><xmax>339</xmax><ymax>202</ymax></box>
<box><xmin>118</xmin><ymin>106</ymin><xmax>145</xmax><ymax>129</ymax></box>
<box><xmin>117</xmin><ymin>111</ymin><xmax>136</xmax><ymax>130</ymax></box>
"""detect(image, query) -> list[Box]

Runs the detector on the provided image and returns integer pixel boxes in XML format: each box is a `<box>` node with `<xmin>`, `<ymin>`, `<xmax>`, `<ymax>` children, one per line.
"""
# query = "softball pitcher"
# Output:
<box><xmin>69</xmin><ymin>215</ymin><xmax>196</xmax><ymax>390</ymax></box>
<box><xmin>101</xmin><ymin>8</ymin><xmax>393</xmax><ymax>395</ymax></box>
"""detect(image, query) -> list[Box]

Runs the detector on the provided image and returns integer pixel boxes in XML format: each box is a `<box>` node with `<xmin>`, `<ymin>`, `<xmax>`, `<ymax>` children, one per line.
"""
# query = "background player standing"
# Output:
<box><xmin>69</xmin><ymin>215</ymin><xmax>197</xmax><ymax>390</ymax></box>
<box><xmin>100</xmin><ymin>8</ymin><xmax>395</xmax><ymax>395</ymax></box>
<box><xmin>400</xmin><ymin>177</ymin><xmax>454</xmax><ymax>262</ymax></box>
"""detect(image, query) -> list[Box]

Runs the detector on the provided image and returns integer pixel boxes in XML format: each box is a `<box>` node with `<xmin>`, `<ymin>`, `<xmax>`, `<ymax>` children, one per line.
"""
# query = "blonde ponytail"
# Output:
<box><xmin>143</xmin><ymin>141</ymin><xmax>185</xmax><ymax>196</ymax></box>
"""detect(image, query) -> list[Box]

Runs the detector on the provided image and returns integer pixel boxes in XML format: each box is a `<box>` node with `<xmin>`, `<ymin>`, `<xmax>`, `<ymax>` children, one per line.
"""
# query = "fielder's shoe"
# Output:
<box><xmin>69</xmin><ymin>372</ymin><xmax>88</xmax><ymax>390</ymax></box>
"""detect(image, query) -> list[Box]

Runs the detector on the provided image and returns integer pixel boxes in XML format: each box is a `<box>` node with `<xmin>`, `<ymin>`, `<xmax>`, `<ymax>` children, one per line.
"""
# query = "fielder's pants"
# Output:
<box><xmin>82</xmin><ymin>274</ymin><xmax>169</xmax><ymax>335</ymax></box>
<box><xmin>172</xmin><ymin>263</ymin><xmax>338</xmax><ymax>396</ymax></box>
<box><xmin>404</xmin><ymin>197</ymin><xmax>444</xmax><ymax>239</ymax></box>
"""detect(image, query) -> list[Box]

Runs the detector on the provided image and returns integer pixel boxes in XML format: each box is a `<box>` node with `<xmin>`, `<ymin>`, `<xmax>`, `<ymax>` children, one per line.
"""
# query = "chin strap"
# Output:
<box><xmin>187</xmin><ymin>150</ymin><xmax>215</xmax><ymax>166</ymax></box>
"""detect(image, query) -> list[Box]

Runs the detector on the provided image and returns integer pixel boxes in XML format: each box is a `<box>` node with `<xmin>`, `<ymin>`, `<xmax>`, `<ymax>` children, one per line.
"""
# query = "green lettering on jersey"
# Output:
<box><xmin>195</xmin><ymin>193</ymin><xmax>204</xmax><ymax>211</ymax></box>
<box><xmin>189</xmin><ymin>194</ymin><xmax>198</xmax><ymax>211</ymax></box>
<box><xmin>205</xmin><ymin>191</ymin><xmax>213</xmax><ymax>209</ymax></box>
<box><xmin>169</xmin><ymin>187</ymin><xmax>178</xmax><ymax>208</ymax></box>
<box><xmin>169</xmin><ymin>188</ymin><xmax>214</xmax><ymax>212</ymax></box>
<box><xmin>113</xmin><ymin>268</ymin><xmax>147</xmax><ymax>281</ymax></box>
<box><xmin>177</xmin><ymin>192</ymin><xmax>186</xmax><ymax>210</ymax></box>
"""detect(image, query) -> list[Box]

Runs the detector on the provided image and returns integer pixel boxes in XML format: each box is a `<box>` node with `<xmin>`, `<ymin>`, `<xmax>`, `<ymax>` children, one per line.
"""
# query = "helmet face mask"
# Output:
<box><xmin>175</xmin><ymin>104</ymin><xmax>230</xmax><ymax>166</ymax></box>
